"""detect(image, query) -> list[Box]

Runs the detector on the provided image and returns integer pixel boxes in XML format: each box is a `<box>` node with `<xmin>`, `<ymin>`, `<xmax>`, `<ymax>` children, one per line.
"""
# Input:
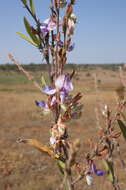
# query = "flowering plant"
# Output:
<box><xmin>8</xmin><ymin>0</ymin><xmax>126</xmax><ymax>189</ymax></box>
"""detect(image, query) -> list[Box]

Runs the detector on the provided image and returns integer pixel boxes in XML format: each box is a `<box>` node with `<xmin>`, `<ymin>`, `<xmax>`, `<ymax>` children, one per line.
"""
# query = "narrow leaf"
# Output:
<box><xmin>24</xmin><ymin>17</ymin><xmax>40</xmax><ymax>46</ymax></box>
<box><xmin>29</xmin><ymin>0</ymin><xmax>35</xmax><ymax>15</ymax></box>
<box><xmin>16</xmin><ymin>32</ymin><xmax>37</xmax><ymax>46</ymax></box>
<box><xmin>103</xmin><ymin>159</ymin><xmax>114</xmax><ymax>182</ymax></box>
<box><xmin>117</xmin><ymin>120</ymin><xmax>126</xmax><ymax>140</ymax></box>
<box><xmin>17</xmin><ymin>138</ymin><xmax>60</xmax><ymax>159</ymax></box>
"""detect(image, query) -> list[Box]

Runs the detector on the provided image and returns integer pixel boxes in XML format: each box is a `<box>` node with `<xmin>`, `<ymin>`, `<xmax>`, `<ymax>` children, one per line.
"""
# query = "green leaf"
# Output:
<box><xmin>117</xmin><ymin>120</ymin><xmax>126</xmax><ymax>140</ymax></box>
<box><xmin>103</xmin><ymin>159</ymin><xmax>114</xmax><ymax>183</ymax></box>
<box><xmin>16</xmin><ymin>32</ymin><xmax>37</xmax><ymax>46</ymax></box>
<box><xmin>29</xmin><ymin>0</ymin><xmax>35</xmax><ymax>15</ymax></box>
<box><xmin>57</xmin><ymin>160</ymin><xmax>65</xmax><ymax>175</ymax></box>
<box><xmin>24</xmin><ymin>17</ymin><xmax>40</xmax><ymax>46</ymax></box>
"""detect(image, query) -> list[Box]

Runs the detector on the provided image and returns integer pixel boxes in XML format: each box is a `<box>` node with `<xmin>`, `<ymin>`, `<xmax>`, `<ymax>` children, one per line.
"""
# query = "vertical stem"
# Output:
<box><xmin>55</xmin><ymin>0</ymin><xmax>61</xmax><ymax>123</ymax></box>
<box><xmin>45</xmin><ymin>32</ymin><xmax>52</xmax><ymax>83</ymax></box>
<box><xmin>64</xmin><ymin>170</ymin><xmax>74</xmax><ymax>190</ymax></box>
<box><xmin>56</xmin><ymin>4</ymin><xmax>60</xmax><ymax>78</ymax></box>
<box><xmin>112</xmin><ymin>183</ymin><xmax>120</xmax><ymax>190</ymax></box>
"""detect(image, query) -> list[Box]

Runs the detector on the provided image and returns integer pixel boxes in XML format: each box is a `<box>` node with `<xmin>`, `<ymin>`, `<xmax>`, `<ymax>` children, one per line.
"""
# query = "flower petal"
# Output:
<box><xmin>44</xmin><ymin>18</ymin><xmax>56</xmax><ymax>31</ymax></box>
<box><xmin>63</xmin><ymin>75</ymin><xmax>73</xmax><ymax>91</ymax></box>
<box><xmin>40</xmin><ymin>23</ymin><xmax>49</xmax><ymax>37</ymax></box>
<box><xmin>95</xmin><ymin>169</ymin><xmax>105</xmax><ymax>176</ymax></box>
<box><xmin>42</xmin><ymin>85</ymin><xmax>56</xmax><ymax>95</ymax></box>
<box><xmin>35</xmin><ymin>100</ymin><xmax>48</xmax><ymax>108</ymax></box>
<box><xmin>91</xmin><ymin>162</ymin><xmax>97</xmax><ymax>174</ymax></box>
<box><xmin>68</xmin><ymin>43</ymin><xmax>75</xmax><ymax>52</ymax></box>
<box><xmin>57</xmin><ymin>40</ymin><xmax>64</xmax><ymax>47</ymax></box>
<box><xmin>55</xmin><ymin>74</ymin><xmax>73</xmax><ymax>92</ymax></box>
<box><xmin>50</xmin><ymin>137</ymin><xmax>56</xmax><ymax>145</ymax></box>
<box><xmin>50</xmin><ymin>96</ymin><xmax>57</xmax><ymax>106</ymax></box>
<box><xmin>60</xmin><ymin>90</ymin><xmax>66</xmax><ymax>103</ymax></box>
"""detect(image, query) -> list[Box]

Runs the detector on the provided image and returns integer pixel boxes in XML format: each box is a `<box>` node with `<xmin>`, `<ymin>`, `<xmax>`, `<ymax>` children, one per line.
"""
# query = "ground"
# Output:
<box><xmin>0</xmin><ymin>66</ymin><xmax>126</xmax><ymax>190</ymax></box>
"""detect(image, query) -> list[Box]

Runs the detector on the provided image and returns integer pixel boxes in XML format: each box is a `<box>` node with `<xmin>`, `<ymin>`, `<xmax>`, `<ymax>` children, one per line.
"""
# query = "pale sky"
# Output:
<box><xmin>0</xmin><ymin>0</ymin><xmax>126</xmax><ymax>64</ymax></box>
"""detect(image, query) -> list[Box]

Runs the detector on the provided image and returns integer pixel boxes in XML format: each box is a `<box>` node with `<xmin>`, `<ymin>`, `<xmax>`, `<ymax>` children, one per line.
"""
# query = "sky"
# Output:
<box><xmin>0</xmin><ymin>0</ymin><xmax>126</xmax><ymax>64</ymax></box>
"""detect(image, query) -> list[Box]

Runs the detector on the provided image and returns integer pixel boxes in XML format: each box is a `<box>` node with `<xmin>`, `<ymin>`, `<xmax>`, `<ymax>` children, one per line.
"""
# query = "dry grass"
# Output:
<box><xmin>0</xmin><ymin>68</ymin><xmax>126</xmax><ymax>190</ymax></box>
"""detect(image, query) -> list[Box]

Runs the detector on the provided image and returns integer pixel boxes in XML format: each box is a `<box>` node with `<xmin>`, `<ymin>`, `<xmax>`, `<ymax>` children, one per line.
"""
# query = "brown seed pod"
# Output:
<box><xmin>109</xmin><ymin>131</ymin><xmax>121</xmax><ymax>139</ymax></box>
<box><xmin>98</xmin><ymin>148</ymin><xmax>108</xmax><ymax>156</ymax></box>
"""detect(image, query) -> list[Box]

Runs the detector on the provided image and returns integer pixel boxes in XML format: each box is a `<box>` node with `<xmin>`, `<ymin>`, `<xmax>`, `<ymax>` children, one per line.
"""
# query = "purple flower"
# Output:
<box><xmin>41</xmin><ymin>74</ymin><xmax>73</xmax><ymax>105</ymax></box>
<box><xmin>40</xmin><ymin>18</ymin><xmax>57</xmax><ymax>37</ymax></box>
<box><xmin>42</xmin><ymin>85</ymin><xmax>56</xmax><ymax>95</ymax></box>
<box><xmin>55</xmin><ymin>74</ymin><xmax>73</xmax><ymax>92</ymax></box>
<box><xmin>35</xmin><ymin>100</ymin><xmax>48</xmax><ymax>108</ymax></box>
<box><xmin>67</xmin><ymin>43</ymin><xmax>75</xmax><ymax>52</ymax></box>
<box><xmin>40</xmin><ymin>23</ymin><xmax>49</xmax><ymax>37</ymax></box>
<box><xmin>90</xmin><ymin>162</ymin><xmax>105</xmax><ymax>176</ymax></box>
<box><xmin>57</xmin><ymin>40</ymin><xmax>64</xmax><ymax>47</ymax></box>
<box><xmin>60</xmin><ymin>90</ymin><xmax>66</xmax><ymax>103</ymax></box>
<box><xmin>95</xmin><ymin>169</ymin><xmax>105</xmax><ymax>176</ymax></box>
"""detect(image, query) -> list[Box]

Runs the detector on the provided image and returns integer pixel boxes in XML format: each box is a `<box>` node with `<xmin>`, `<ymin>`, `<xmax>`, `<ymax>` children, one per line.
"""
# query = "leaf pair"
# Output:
<box><xmin>17</xmin><ymin>17</ymin><xmax>40</xmax><ymax>47</ymax></box>
<box><xmin>18</xmin><ymin>0</ymin><xmax>40</xmax><ymax>46</ymax></box>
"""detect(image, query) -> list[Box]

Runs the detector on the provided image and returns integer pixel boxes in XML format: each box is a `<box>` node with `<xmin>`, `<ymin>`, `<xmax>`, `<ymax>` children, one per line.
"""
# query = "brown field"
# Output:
<box><xmin>0</xmin><ymin>67</ymin><xmax>126</xmax><ymax>190</ymax></box>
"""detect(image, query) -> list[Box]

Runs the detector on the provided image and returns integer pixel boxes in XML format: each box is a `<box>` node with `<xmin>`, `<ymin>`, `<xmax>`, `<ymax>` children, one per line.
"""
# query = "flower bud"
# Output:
<box><xmin>86</xmin><ymin>175</ymin><xmax>93</xmax><ymax>185</ymax></box>
<box><xmin>66</xmin><ymin>3</ymin><xmax>73</xmax><ymax>18</ymax></box>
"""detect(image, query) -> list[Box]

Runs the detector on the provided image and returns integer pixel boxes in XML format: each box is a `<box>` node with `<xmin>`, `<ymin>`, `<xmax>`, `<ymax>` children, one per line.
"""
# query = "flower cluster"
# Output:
<box><xmin>35</xmin><ymin>73</ymin><xmax>82</xmax><ymax>121</ymax></box>
<box><xmin>85</xmin><ymin>160</ymin><xmax>104</xmax><ymax>185</ymax></box>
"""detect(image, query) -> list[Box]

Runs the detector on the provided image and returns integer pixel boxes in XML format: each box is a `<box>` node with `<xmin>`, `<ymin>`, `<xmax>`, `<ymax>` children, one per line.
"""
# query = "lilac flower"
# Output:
<box><xmin>95</xmin><ymin>169</ymin><xmax>105</xmax><ymax>176</ymax></box>
<box><xmin>40</xmin><ymin>18</ymin><xmax>57</xmax><ymax>37</ymax></box>
<box><xmin>67</xmin><ymin>43</ymin><xmax>75</xmax><ymax>52</ymax></box>
<box><xmin>42</xmin><ymin>74</ymin><xmax>73</xmax><ymax>95</ymax></box>
<box><xmin>57</xmin><ymin>40</ymin><xmax>64</xmax><ymax>47</ymax></box>
<box><xmin>57</xmin><ymin>40</ymin><xmax>75</xmax><ymax>52</ymax></box>
<box><xmin>60</xmin><ymin>90</ymin><xmax>66</xmax><ymax>103</ymax></box>
<box><xmin>44</xmin><ymin>18</ymin><xmax>56</xmax><ymax>31</ymax></box>
<box><xmin>41</xmin><ymin>74</ymin><xmax>73</xmax><ymax>105</ymax></box>
<box><xmin>90</xmin><ymin>162</ymin><xmax>105</xmax><ymax>176</ymax></box>
<box><xmin>35</xmin><ymin>100</ymin><xmax>48</xmax><ymax>109</ymax></box>
<box><xmin>40</xmin><ymin>23</ymin><xmax>49</xmax><ymax>38</ymax></box>
<box><xmin>55</xmin><ymin>74</ymin><xmax>73</xmax><ymax>92</ymax></box>
<box><xmin>42</xmin><ymin>85</ymin><xmax>56</xmax><ymax>95</ymax></box>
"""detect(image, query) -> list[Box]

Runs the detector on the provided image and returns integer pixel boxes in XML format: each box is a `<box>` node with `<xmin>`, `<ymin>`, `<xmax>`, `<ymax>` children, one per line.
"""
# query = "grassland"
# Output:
<box><xmin>0</xmin><ymin>65</ymin><xmax>126</xmax><ymax>190</ymax></box>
